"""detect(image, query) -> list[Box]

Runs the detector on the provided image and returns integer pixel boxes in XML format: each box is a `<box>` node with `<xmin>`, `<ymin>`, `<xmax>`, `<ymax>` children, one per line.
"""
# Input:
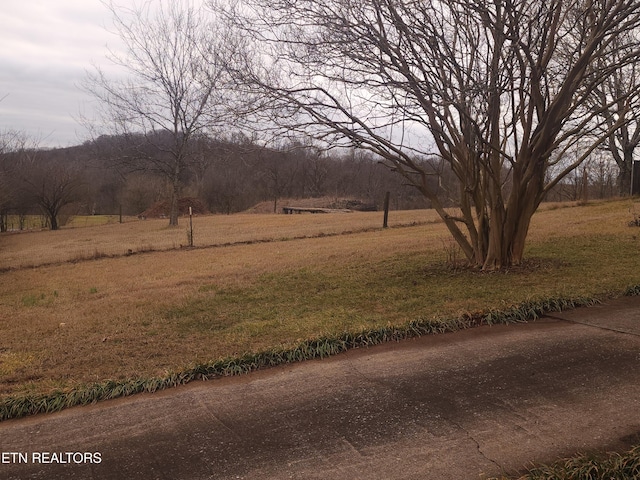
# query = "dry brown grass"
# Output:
<box><xmin>1</xmin><ymin>198</ymin><xmax>639</xmax><ymax>400</ymax></box>
<box><xmin>0</xmin><ymin>209</ymin><xmax>435</xmax><ymax>271</ymax></box>
<box><xmin>0</xmin><ymin>208</ymin><xmax>439</xmax><ymax>396</ymax></box>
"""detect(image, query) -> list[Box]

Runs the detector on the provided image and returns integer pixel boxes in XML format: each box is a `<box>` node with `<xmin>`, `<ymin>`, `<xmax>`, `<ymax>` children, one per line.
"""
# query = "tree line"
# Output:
<box><xmin>0</xmin><ymin>126</ymin><xmax>622</xmax><ymax>233</ymax></box>
<box><xmin>0</xmin><ymin>131</ymin><xmax>435</xmax><ymax>231</ymax></box>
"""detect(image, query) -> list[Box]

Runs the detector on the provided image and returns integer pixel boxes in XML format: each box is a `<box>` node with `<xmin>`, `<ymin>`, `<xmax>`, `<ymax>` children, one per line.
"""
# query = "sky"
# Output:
<box><xmin>0</xmin><ymin>1</ymin><xmax>125</xmax><ymax>148</ymax></box>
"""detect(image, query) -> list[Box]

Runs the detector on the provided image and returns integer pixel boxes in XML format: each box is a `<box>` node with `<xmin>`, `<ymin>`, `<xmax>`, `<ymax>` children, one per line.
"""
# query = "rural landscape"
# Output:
<box><xmin>3</xmin><ymin>0</ymin><xmax>640</xmax><ymax>478</ymax></box>
<box><xmin>2</xmin><ymin>198</ymin><xmax>640</xmax><ymax>478</ymax></box>
<box><xmin>0</xmin><ymin>200</ymin><xmax>640</xmax><ymax>400</ymax></box>
<box><xmin>0</xmin><ymin>200</ymin><xmax>620</xmax><ymax>399</ymax></box>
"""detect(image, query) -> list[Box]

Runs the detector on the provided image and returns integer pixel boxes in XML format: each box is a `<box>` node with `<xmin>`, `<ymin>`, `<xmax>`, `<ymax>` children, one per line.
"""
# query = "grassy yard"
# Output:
<box><xmin>0</xmin><ymin>209</ymin><xmax>432</xmax><ymax>270</ymax></box>
<box><xmin>2</xmin><ymin>214</ymin><xmax>126</xmax><ymax>233</ymax></box>
<box><xmin>1</xmin><ymin>199</ymin><xmax>640</xmax><ymax>405</ymax></box>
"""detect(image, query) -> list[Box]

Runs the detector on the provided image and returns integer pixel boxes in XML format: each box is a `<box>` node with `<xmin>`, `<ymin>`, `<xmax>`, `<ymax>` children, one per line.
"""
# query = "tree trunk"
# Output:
<box><xmin>482</xmin><ymin>211</ymin><xmax>506</xmax><ymax>270</ymax></box>
<box><xmin>504</xmin><ymin>195</ymin><xmax>539</xmax><ymax>267</ymax></box>
<box><xmin>459</xmin><ymin>158</ymin><xmax>544</xmax><ymax>270</ymax></box>
<box><xmin>49</xmin><ymin>210</ymin><xmax>59</xmax><ymax>231</ymax></box>
<box><xmin>169</xmin><ymin>166</ymin><xmax>181</xmax><ymax>227</ymax></box>
<box><xmin>478</xmin><ymin>202</ymin><xmax>537</xmax><ymax>270</ymax></box>
<box><xmin>619</xmin><ymin>151</ymin><xmax>633</xmax><ymax>196</ymax></box>
<box><xmin>169</xmin><ymin>186</ymin><xmax>179</xmax><ymax>226</ymax></box>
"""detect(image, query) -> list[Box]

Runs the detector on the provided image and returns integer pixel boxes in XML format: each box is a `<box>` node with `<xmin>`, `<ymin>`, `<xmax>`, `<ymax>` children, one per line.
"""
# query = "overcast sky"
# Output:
<box><xmin>0</xmin><ymin>1</ymin><xmax>125</xmax><ymax>148</ymax></box>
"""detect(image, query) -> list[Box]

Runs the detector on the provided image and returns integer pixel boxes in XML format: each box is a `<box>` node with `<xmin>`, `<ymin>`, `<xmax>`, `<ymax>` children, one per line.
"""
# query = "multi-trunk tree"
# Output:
<box><xmin>221</xmin><ymin>0</ymin><xmax>640</xmax><ymax>269</ymax></box>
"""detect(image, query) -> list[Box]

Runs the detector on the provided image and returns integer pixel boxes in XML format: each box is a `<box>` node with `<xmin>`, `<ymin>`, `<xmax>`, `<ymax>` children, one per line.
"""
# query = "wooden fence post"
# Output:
<box><xmin>632</xmin><ymin>161</ymin><xmax>640</xmax><ymax>196</ymax></box>
<box><xmin>189</xmin><ymin>207</ymin><xmax>194</xmax><ymax>247</ymax></box>
<box><xmin>383</xmin><ymin>191</ymin><xmax>390</xmax><ymax>228</ymax></box>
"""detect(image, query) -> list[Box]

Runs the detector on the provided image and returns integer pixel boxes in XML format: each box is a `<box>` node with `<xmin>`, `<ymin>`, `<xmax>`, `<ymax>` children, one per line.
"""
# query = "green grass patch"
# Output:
<box><xmin>162</xmin><ymin>232</ymin><xmax>640</xmax><ymax>348</ymax></box>
<box><xmin>3</xmin><ymin>215</ymin><xmax>47</xmax><ymax>231</ymax></box>
<box><xmin>21</xmin><ymin>293</ymin><xmax>54</xmax><ymax>307</ymax></box>
<box><xmin>2</xmin><ymin>214</ymin><xmax>124</xmax><ymax>232</ymax></box>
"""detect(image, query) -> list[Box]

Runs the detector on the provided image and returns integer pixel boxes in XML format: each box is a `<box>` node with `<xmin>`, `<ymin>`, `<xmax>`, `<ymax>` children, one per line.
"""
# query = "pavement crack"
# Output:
<box><xmin>545</xmin><ymin>313</ymin><xmax>640</xmax><ymax>338</ymax></box>
<box><xmin>448</xmin><ymin>418</ymin><xmax>504</xmax><ymax>474</ymax></box>
<box><xmin>470</xmin><ymin>433</ymin><xmax>503</xmax><ymax>473</ymax></box>
<box><xmin>346</xmin><ymin>351</ymin><xmax>504</xmax><ymax>474</ymax></box>
<box><xmin>196</xmin><ymin>397</ymin><xmax>243</xmax><ymax>440</ymax></box>
<box><xmin>344</xmin><ymin>355</ymin><xmax>388</xmax><ymax>387</ymax></box>
<box><xmin>339</xmin><ymin>436</ymin><xmax>364</xmax><ymax>458</ymax></box>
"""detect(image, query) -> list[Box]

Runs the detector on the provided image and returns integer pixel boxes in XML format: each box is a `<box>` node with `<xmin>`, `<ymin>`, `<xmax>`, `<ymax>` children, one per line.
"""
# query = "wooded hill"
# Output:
<box><xmin>0</xmin><ymin>131</ymin><xmax>619</xmax><ymax>231</ymax></box>
<box><xmin>0</xmin><ymin>133</ymin><xmax>432</xmax><ymax>229</ymax></box>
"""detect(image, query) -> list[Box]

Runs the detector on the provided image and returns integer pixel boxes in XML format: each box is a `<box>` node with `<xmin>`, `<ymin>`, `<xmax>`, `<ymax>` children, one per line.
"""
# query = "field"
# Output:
<box><xmin>1</xmin><ymin>200</ymin><xmax>640</xmax><ymax>404</ymax></box>
<box><xmin>0</xmin><ymin>210</ymin><xmax>431</xmax><ymax>271</ymax></box>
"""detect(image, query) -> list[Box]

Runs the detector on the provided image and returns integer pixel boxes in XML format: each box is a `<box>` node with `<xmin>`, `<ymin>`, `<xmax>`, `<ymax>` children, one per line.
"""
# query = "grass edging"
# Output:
<box><xmin>0</xmin><ymin>291</ymin><xmax>628</xmax><ymax>422</ymax></box>
<box><xmin>488</xmin><ymin>444</ymin><xmax>640</xmax><ymax>480</ymax></box>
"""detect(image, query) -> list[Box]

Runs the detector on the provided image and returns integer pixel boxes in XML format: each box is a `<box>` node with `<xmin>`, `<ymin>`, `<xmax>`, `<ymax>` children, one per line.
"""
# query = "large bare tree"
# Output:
<box><xmin>220</xmin><ymin>0</ymin><xmax>640</xmax><ymax>269</ymax></box>
<box><xmin>590</xmin><ymin>34</ymin><xmax>640</xmax><ymax>196</ymax></box>
<box><xmin>85</xmin><ymin>0</ymin><xmax>233</xmax><ymax>226</ymax></box>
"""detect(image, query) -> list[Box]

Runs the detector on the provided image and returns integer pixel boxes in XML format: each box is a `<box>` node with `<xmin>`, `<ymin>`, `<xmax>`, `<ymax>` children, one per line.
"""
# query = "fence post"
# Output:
<box><xmin>632</xmin><ymin>161</ymin><xmax>640</xmax><ymax>196</ymax></box>
<box><xmin>383</xmin><ymin>191</ymin><xmax>390</xmax><ymax>228</ymax></box>
<box><xmin>189</xmin><ymin>206</ymin><xmax>194</xmax><ymax>247</ymax></box>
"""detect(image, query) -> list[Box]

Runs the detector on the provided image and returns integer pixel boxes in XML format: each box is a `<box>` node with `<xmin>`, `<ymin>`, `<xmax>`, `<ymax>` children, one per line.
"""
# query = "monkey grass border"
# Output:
<box><xmin>487</xmin><ymin>444</ymin><xmax>640</xmax><ymax>480</ymax></box>
<box><xmin>2</xmin><ymin>288</ymin><xmax>639</xmax><ymax>422</ymax></box>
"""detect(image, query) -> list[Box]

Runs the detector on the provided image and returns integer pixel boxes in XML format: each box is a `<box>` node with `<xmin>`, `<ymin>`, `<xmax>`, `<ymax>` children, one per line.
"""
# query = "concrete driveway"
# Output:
<box><xmin>1</xmin><ymin>297</ymin><xmax>640</xmax><ymax>479</ymax></box>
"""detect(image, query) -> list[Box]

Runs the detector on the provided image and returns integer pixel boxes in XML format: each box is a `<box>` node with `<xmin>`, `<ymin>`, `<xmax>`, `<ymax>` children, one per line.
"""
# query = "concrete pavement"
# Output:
<box><xmin>1</xmin><ymin>297</ymin><xmax>640</xmax><ymax>479</ymax></box>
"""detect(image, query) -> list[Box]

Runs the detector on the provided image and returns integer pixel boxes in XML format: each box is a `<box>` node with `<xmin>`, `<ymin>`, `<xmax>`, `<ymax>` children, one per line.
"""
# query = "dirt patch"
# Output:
<box><xmin>245</xmin><ymin>197</ymin><xmax>376</xmax><ymax>214</ymax></box>
<box><xmin>139</xmin><ymin>197</ymin><xmax>209</xmax><ymax>219</ymax></box>
<box><xmin>424</xmin><ymin>257</ymin><xmax>570</xmax><ymax>276</ymax></box>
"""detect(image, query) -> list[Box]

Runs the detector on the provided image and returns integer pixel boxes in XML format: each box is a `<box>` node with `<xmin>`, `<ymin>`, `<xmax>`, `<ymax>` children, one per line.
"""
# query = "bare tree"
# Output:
<box><xmin>0</xmin><ymin>131</ymin><xmax>17</xmax><ymax>231</ymax></box>
<box><xmin>0</xmin><ymin>142</ymin><xmax>16</xmax><ymax>232</ymax></box>
<box><xmin>17</xmin><ymin>152</ymin><xmax>86</xmax><ymax>231</ymax></box>
<box><xmin>84</xmin><ymin>0</ymin><xmax>233</xmax><ymax>226</ymax></box>
<box><xmin>591</xmin><ymin>154</ymin><xmax>618</xmax><ymax>198</ymax></box>
<box><xmin>0</xmin><ymin>130</ymin><xmax>32</xmax><ymax>232</ymax></box>
<box><xmin>221</xmin><ymin>0</ymin><xmax>640</xmax><ymax>269</ymax></box>
<box><xmin>590</xmin><ymin>35</ymin><xmax>640</xmax><ymax>196</ymax></box>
